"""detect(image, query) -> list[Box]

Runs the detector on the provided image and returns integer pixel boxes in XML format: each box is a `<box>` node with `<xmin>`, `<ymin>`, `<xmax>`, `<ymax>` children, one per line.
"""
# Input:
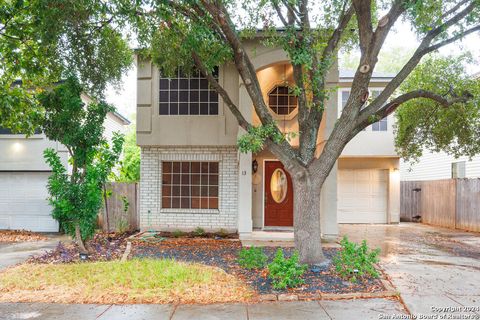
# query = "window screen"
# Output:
<box><xmin>162</xmin><ymin>161</ymin><xmax>219</xmax><ymax>209</ymax></box>
<box><xmin>159</xmin><ymin>68</ymin><xmax>219</xmax><ymax>115</ymax></box>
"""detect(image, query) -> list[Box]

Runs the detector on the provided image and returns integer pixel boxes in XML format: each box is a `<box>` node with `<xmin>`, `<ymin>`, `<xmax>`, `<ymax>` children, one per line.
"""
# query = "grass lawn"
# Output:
<box><xmin>0</xmin><ymin>259</ymin><xmax>253</xmax><ymax>304</ymax></box>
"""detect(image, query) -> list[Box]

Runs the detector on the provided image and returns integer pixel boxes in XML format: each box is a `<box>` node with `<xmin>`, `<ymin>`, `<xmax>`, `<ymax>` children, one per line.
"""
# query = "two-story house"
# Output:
<box><xmin>136</xmin><ymin>39</ymin><xmax>400</xmax><ymax>240</ymax></box>
<box><xmin>0</xmin><ymin>95</ymin><xmax>130</xmax><ymax>232</ymax></box>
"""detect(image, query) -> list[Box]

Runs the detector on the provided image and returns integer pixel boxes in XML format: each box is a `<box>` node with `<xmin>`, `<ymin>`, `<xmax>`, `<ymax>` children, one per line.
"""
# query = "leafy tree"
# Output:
<box><xmin>41</xmin><ymin>77</ymin><xmax>124</xmax><ymax>253</ymax></box>
<box><xmin>0</xmin><ymin>0</ymin><xmax>132</xmax><ymax>133</ymax></box>
<box><xmin>395</xmin><ymin>54</ymin><xmax>480</xmax><ymax>162</ymax></box>
<box><xmin>122</xmin><ymin>0</ymin><xmax>480</xmax><ymax>263</ymax></box>
<box><xmin>341</xmin><ymin>46</ymin><xmax>416</xmax><ymax>74</ymax></box>
<box><xmin>116</xmin><ymin>124</ymin><xmax>140</xmax><ymax>182</ymax></box>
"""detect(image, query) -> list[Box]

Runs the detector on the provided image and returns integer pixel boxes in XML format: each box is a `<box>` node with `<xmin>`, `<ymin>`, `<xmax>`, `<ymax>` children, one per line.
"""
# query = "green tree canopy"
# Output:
<box><xmin>0</xmin><ymin>0</ymin><xmax>132</xmax><ymax>133</ymax></box>
<box><xmin>395</xmin><ymin>55</ymin><xmax>480</xmax><ymax>162</ymax></box>
<box><xmin>41</xmin><ymin>77</ymin><xmax>124</xmax><ymax>253</ymax></box>
<box><xmin>123</xmin><ymin>0</ymin><xmax>480</xmax><ymax>263</ymax></box>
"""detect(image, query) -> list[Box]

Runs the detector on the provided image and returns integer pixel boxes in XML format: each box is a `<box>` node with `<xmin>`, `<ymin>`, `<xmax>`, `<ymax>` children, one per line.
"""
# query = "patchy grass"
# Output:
<box><xmin>0</xmin><ymin>259</ymin><xmax>253</xmax><ymax>304</ymax></box>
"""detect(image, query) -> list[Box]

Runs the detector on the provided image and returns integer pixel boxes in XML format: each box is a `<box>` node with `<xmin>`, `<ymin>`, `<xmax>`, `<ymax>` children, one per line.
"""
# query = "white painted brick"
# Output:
<box><xmin>139</xmin><ymin>146</ymin><xmax>238</xmax><ymax>232</ymax></box>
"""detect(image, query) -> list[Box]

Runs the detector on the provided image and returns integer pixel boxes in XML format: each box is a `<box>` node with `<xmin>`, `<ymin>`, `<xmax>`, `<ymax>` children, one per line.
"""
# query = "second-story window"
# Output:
<box><xmin>268</xmin><ymin>85</ymin><xmax>297</xmax><ymax>115</ymax></box>
<box><xmin>159</xmin><ymin>68</ymin><xmax>219</xmax><ymax>115</ymax></box>
<box><xmin>370</xmin><ymin>90</ymin><xmax>387</xmax><ymax>131</ymax></box>
<box><xmin>339</xmin><ymin>89</ymin><xmax>387</xmax><ymax>131</ymax></box>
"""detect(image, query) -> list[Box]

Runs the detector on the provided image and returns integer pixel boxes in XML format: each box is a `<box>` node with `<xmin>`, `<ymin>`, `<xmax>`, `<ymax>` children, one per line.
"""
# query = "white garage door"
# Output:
<box><xmin>338</xmin><ymin>169</ymin><xmax>388</xmax><ymax>223</ymax></box>
<box><xmin>0</xmin><ymin>172</ymin><xmax>59</xmax><ymax>232</ymax></box>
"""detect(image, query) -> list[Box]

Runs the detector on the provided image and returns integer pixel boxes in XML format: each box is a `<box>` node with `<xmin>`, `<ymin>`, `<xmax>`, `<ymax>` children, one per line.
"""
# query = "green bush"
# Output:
<box><xmin>193</xmin><ymin>227</ymin><xmax>206</xmax><ymax>237</ymax></box>
<box><xmin>268</xmin><ymin>249</ymin><xmax>307</xmax><ymax>289</ymax></box>
<box><xmin>172</xmin><ymin>229</ymin><xmax>185</xmax><ymax>238</ymax></box>
<box><xmin>237</xmin><ymin>246</ymin><xmax>268</xmax><ymax>269</ymax></box>
<box><xmin>333</xmin><ymin>236</ymin><xmax>380</xmax><ymax>283</ymax></box>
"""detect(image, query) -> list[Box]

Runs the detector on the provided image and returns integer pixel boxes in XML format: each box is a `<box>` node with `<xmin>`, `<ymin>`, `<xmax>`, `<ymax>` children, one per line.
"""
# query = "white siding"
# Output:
<box><xmin>104</xmin><ymin>113</ymin><xmax>128</xmax><ymax>143</ymax></box>
<box><xmin>400</xmin><ymin>151</ymin><xmax>480</xmax><ymax>181</ymax></box>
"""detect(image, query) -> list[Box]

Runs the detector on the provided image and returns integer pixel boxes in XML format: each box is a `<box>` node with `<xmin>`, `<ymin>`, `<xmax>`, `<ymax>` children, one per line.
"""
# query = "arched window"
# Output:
<box><xmin>268</xmin><ymin>85</ymin><xmax>297</xmax><ymax>115</ymax></box>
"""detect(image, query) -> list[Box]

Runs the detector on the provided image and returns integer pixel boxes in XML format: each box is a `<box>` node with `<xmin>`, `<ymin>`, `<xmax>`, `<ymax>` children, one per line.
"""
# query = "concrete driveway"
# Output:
<box><xmin>340</xmin><ymin>223</ymin><xmax>480</xmax><ymax>317</ymax></box>
<box><xmin>0</xmin><ymin>235</ymin><xmax>65</xmax><ymax>270</ymax></box>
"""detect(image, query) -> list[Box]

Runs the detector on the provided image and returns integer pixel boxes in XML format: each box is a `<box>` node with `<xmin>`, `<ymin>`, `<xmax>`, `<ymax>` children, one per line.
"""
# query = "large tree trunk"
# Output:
<box><xmin>292</xmin><ymin>171</ymin><xmax>327</xmax><ymax>265</ymax></box>
<box><xmin>75</xmin><ymin>223</ymin><xmax>88</xmax><ymax>254</ymax></box>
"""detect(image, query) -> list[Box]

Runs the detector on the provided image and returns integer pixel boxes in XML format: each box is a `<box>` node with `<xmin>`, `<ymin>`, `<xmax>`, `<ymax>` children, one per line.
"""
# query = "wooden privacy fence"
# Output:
<box><xmin>98</xmin><ymin>182</ymin><xmax>139</xmax><ymax>232</ymax></box>
<box><xmin>401</xmin><ymin>179</ymin><xmax>480</xmax><ymax>232</ymax></box>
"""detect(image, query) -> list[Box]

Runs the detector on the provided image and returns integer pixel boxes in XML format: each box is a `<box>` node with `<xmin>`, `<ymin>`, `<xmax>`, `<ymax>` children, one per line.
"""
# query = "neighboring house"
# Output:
<box><xmin>0</xmin><ymin>94</ymin><xmax>130</xmax><ymax>232</ymax></box>
<box><xmin>136</xmin><ymin>39</ymin><xmax>400</xmax><ymax>240</ymax></box>
<box><xmin>400</xmin><ymin>72</ymin><xmax>480</xmax><ymax>181</ymax></box>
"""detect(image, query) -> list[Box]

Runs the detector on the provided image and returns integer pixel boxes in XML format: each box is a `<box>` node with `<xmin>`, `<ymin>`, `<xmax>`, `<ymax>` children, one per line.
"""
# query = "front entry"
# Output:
<box><xmin>264</xmin><ymin>161</ymin><xmax>294</xmax><ymax>227</ymax></box>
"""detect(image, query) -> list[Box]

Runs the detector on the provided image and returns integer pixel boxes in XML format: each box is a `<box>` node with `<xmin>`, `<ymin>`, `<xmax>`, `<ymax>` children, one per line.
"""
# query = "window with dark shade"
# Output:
<box><xmin>162</xmin><ymin>161</ymin><xmax>219</xmax><ymax>209</ymax></box>
<box><xmin>159</xmin><ymin>68</ymin><xmax>219</xmax><ymax>115</ymax></box>
<box><xmin>268</xmin><ymin>85</ymin><xmax>297</xmax><ymax>115</ymax></box>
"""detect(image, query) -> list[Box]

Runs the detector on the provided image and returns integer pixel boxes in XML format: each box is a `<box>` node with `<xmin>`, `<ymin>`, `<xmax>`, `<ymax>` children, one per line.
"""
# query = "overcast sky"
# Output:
<box><xmin>105</xmin><ymin>20</ymin><xmax>480</xmax><ymax>121</ymax></box>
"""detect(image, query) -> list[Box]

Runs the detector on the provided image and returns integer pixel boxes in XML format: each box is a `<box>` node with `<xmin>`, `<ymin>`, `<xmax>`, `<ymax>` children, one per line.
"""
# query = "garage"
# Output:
<box><xmin>0</xmin><ymin>172</ymin><xmax>59</xmax><ymax>232</ymax></box>
<box><xmin>338</xmin><ymin>169</ymin><xmax>388</xmax><ymax>223</ymax></box>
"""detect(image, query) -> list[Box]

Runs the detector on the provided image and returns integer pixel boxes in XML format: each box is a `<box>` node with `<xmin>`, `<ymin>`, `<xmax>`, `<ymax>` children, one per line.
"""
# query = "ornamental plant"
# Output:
<box><xmin>41</xmin><ymin>77</ymin><xmax>124</xmax><ymax>253</ymax></box>
<box><xmin>268</xmin><ymin>249</ymin><xmax>307</xmax><ymax>289</ymax></box>
<box><xmin>333</xmin><ymin>236</ymin><xmax>381</xmax><ymax>283</ymax></box>
<box><xmin>237</xmin><ymin>246</ymin><xmax>268</xmax><ymax>269</ymax></box>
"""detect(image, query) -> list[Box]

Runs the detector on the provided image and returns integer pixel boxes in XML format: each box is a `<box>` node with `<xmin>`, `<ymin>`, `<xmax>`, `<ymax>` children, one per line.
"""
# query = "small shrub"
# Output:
<box><xmin>172</xmin><ymin>229</ymin><xmax>185</xmax><ymax>238</ymax></box>
<box><xmin>193</xmin><ymin>227</ymin><xmax>206</xmax><ymax>237</ymax></box>
<box><xmin>217</xmin><ymin>228</ymin><xmax>228</xmax><ymax>238</ymax></box>
<box><xmin>333</xmin><ymin>236</ymin><xmax>380</xmax><ymax>283</ymax></box>
<box><xmin>116</xmin><ymin>218</ymin><xmax>129</xmax><ymax>234</ymax></box>
<box><xmin>237</xmin><ymin>246</ymin><xmax>268</xmax><ymax>269</ymax></box>
<box><xmin>267</xmin><ymin>249</ymin><xmax>307</xmax><ymax>289</ymax></box>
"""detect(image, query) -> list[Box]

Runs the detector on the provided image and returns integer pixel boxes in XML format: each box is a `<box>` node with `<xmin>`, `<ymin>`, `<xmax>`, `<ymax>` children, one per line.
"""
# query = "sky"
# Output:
<box><xmin>105</xmin><ymin>19</ymin><xmax>480</xmax><ymax>121</ymax></box>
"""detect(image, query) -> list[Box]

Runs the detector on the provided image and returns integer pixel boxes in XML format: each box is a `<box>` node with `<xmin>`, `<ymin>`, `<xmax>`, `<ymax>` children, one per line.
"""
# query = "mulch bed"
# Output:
<box><xmin>131</xmin><ymin>238</ymin><xmax>385</xmax><ymax>295</ymax></box>
<box><xmin>28</xmin><ymin>232</ymin><xmax>131</xmax><ymax>264</ymax></box>
<box><xmin>0</xmin><ymin>230</ymin><xmax>48</xmax><ymax>243</ymax></box>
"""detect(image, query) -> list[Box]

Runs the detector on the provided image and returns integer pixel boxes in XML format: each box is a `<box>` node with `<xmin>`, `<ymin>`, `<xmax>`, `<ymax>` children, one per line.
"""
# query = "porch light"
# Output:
<box><xmin>252</xmin><ymin>159</ymin><xmax>258</xmax><ymax>173</ymax></box>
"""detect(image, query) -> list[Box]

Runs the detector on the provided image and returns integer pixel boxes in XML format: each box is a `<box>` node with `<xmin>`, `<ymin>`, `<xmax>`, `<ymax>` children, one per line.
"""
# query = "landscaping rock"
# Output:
<box><xmin>259</xmin><ymin>294</ymin><xmax>277</xmax><ymax>301</ymax></box>
<box><xmin>278</xmin><ymin>294</ymin><xmax>298</xmax><ymax>301</ymax></box>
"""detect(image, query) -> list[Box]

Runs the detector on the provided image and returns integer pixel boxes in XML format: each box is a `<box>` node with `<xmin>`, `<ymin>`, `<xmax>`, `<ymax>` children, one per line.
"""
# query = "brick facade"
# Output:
<box><xmin>139</xmin><ymin>146</ymin><xmax>238</xmax><ymax>231</ymax></box>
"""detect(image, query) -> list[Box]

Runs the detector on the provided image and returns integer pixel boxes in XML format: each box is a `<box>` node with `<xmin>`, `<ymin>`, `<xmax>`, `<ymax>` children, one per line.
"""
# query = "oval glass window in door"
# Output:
<box><xmin>270</xmin><ymin>168</ymin><xmax>288</xmax><ymax>203</ymax></box>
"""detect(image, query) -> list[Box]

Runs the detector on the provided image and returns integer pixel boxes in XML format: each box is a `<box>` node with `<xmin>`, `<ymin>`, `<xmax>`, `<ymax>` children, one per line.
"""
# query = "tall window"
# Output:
<box><xmin>268</xmin><ymin>85</ymin><xmax>297</xmax><ymax>115</ymax></box>
<box><xmin>370</xmin><ymin>90</ymin><xmax>387</xmax><ymax>131</ymax></box>
<box><xmin>339</xmin><ymin>89</ymin><xmax>387</xmax><ymax>131</ymax></box>
<box><xmin>452</xmin><ymin>161</ymin><xmax>466</xmax><ymax>178</ymax></box>
<box><xmin>159</xmin><ymin>68</ymin><xmax>219</xmax><ymax>115</ymax></box>
<box><xmin>162</xmin><ymin>161</ymin><xmax>219</xmax><ymax>209</ymax></box>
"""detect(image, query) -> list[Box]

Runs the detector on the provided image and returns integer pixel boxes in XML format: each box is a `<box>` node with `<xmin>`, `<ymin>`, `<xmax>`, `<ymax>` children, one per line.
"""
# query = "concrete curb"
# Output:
<box><xmin>257</xmin><ymin>289</ymin><xmax>399</xmax><ymax>302</ymax></box>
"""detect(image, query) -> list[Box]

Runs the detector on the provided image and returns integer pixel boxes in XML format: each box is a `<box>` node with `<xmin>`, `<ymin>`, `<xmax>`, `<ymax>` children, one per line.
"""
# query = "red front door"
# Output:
<box><xmin>264</xmin><ymin>161</ymin><xmax>293</xmax><ymax>227</ymax></box>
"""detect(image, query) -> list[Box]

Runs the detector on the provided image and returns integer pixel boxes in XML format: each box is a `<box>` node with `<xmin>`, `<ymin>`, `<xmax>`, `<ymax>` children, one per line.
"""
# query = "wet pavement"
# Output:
<box><xmin>0</xmin><ymin>299</ymin><xmax>407</xmax><ymax>320</ymax></box>
<box><xmin>1</xmin><ymin>223</ymin><xmax>479</xmax><ymax>319</ymax></box>
<box><xmin>340</xmin><ymin>223</ymin><xmax>480</xmax><ymax>317</ymax></box>
<box><xmin>0</xmin><ymin>235</ymin><xmax>67</xmax><ymax>270</ymax></box>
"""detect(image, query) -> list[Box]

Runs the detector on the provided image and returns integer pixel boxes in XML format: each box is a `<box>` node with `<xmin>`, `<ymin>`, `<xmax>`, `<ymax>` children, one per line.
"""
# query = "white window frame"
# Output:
<box><xmin>337</xmin><ymin>87</ymin><xmax>388</xmax><ymax>132</ymax></box>
<box><xmin>452</xmin><ymin>161</ymin><xmax>466</xmax><ymax>178</ymax></box>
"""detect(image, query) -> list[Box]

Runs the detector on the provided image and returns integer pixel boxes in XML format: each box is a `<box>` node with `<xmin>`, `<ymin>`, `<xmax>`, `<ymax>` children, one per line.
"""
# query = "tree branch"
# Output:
<box><xmin>352</xmin><ymin>0</ymin><xmax>373</xmax><ymax>53</ymax></box>
<box><xmin>357</xmin><ymin>0</ymin><xmax>478</xmax><ymax>127</ymax></box>
<box><xmin>383</xmin><ymin>90</ymin><xmax>471</xmax><ymax>116</ymax></box>
<box><xmin>191</xmin><ymin>52</ymin><xmax>250</xmax><ymax>131</ymax></box>
<box><xmin>424</xmin><ymin>25</ymin><xmax>480</xmax><ymax>54</ymax></box>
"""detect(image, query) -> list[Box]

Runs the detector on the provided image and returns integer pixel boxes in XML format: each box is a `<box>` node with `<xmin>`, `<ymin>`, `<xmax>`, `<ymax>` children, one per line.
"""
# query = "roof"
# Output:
<box><xmin>108</xmin><ymin>110</ymin><xmax>131</xmax><ymax>125</ymax></box>
<box><xmin>339</xmin><ymin>70</ymin><xmax>396</xmax><ymax>83</ymax></box>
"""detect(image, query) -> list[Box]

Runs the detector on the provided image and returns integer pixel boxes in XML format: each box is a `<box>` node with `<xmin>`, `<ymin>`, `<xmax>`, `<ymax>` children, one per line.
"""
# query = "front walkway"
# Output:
<box><xmin>340</xmin><ymin>223</ymin><xmax>480</xmax><ymax>316</ymax></box>
<box><xmin>0</xmin><ymin>235</ymin><xmax>64</xmax><ymax>270</ymax></box>
<box><xmin>0</xmin><ymin>299</ymin><xmax>406</xmax><ymax>320</ymax></box>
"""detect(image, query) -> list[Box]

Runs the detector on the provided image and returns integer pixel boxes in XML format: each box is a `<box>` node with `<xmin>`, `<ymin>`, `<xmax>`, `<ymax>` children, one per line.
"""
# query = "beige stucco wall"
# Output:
<box><xmin>136</xmin><ymin>58</ymin><xmax>239</xmax><ymax>147</ymax></box>
<box><xmin>0</xmin><ymin>98</ymin><xmax>127</xmax><ymax>172</ymax></box>
<box><xmin>0</xmin><ymin>135</ymin><xmax>68</xmax><ymax>171</ymax></box>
